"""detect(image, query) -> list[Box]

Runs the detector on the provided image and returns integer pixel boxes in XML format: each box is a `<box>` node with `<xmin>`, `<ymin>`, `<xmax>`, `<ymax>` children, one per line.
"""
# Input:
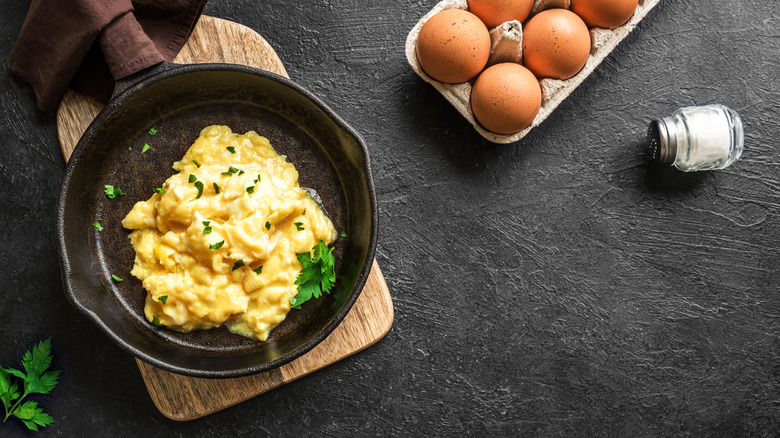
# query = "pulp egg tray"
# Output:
<box><xmin>405</xmin><ymin>0</ymin><xmax>661</xmax><ymax>144</ymax></box>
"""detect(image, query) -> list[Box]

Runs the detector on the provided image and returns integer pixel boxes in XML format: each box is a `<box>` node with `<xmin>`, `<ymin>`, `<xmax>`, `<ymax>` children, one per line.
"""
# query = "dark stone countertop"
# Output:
<box><xmin>1</xmin><ymin>0</ymin><xmax>779</xmax><ymax>436</ymax></box>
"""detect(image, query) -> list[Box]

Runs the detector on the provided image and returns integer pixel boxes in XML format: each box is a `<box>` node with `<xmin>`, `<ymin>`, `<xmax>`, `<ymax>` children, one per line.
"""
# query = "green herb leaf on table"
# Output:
<box><xmin>103</xmin><ymin>185</ymin><xmax>125</xmax><ymax>199</ymax></box>
<box><xmin>142</xmin><ymin>143</ymin><xmax>151</xmax><ymax>154</ymax></box>
<box><xmin>111</xmin><ymin>275</ymin><xmax>123</xmax><ymax>282</ymax></box>
<box><xmin>340</xmin><ymin>231</ymin><xmax>347</xmax><ymax>238</ymax></box>
<box><xmin>92</xmin><ymin>222</ymin><xmax>103</xmax><ymax>232</ymax></box>
<box><xmin>1</xmin><ymin>338</ymin><xmax>59</xmax><ymax>431</ymax></box>
<box><xmin>149</xmin><ymin>125</ymin><xmax>157</xmax><ymax>135</ymax></box>
<box><xmin>290</xmin><ymin>241</ymin><xmax>336</xmax><ymax>309</ymax></box>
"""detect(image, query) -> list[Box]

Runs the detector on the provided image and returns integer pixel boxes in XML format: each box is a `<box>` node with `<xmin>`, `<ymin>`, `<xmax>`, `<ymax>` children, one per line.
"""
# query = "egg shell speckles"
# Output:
<box><xmin>415</xmin><ymin>8</ymin><xmax>491</xmax><ymax>84</ymax></box>
<box><xmin>522</xmin><ymin>9</ymin><xmax>591</xmax><ymax>80</ymax></box>
<box><xmin>471</xmin><ymin>63</ymin><xmax>542</xmax><ymax>134</ymax></box>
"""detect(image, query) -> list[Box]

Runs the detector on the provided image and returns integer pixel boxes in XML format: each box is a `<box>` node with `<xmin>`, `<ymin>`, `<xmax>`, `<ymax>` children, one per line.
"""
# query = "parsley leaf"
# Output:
<box><xmin>103</xmin><ymin>185</ymin><xmax>125</xmax><ymax>199</ymax></box>
<box><xmin>254</xmin><ymin>174</ymin><xmax>261</xmax><ymax>183</ymax></box>
<box><xmin>213</xmin><ymin>182</ymin><xmax>220</xmax><ymax>194</ymax></box>
<box><xmin>159</xmin><ymin>295</ymin><xmax>168</xmax><ymax>305</ymax></box>
<box><xmin>142</xmin><ymin>143</ymin><xmax>151</xmax><ymax>154</ymax></box>
<box><xmin>290</xmin><ymin>241</ymin><xmax>336</xmax><ymax>309</ymax></box>
<box><xmin>294</xmin><ymin>222</ymin><xmax>304</xmax><ymax>231</ymax></box>
<box><xmin>188</xmin><ymin>174</ymin><xmax>198</xmax><ymax>183</ymax></box>
<box><xmin>194</xmin><ymin>181</ymin><xmax>204</xmax><ymax>199</ymax></box>
<box><xmin>209</xmin><ymin>240</ymin><xmax>225</xmax><ymax>250</ymax></box>
<box><xmin>92</xmin><ymin>222</ymin><xmax>103</xmax><ymax>232</ymax></box>
<box><xmin>232</xmin><ymin>260</ymin><xmax>245</xmax><ymax>271</ymax></box>
<box><xmin>193</xmin><ymin>159</ymin><xmax>201</xmax><ymax>168</ymax></box>
<box><xmin>1</xmin><ymin>339</ymin><xmax>59</xmax><ymax>431</ymax></box>
<box><xmin>111</xmin><ymin>275</ymin><xmax>123</xmax><ymax>282</ymax></box>
<box><xmin>203</xmin><ymin>226</ymin><xmax>212</xmax><ymax>235</ymax></box>
<box><xmin>246</xmin><ymin>186</ymin><xmax>255</xmax><ymax>194</ymax></box>
<box><xmin>226</xmin><ymin>146</ymin><xmax>236</xmax><ymax>154</ymax></box>
<box><xmin>340</xmin><ymin>231</ymin><xmax>347</xmax><ymax>238</ymax></box>
<box><xmin>151</xmin><ymin>316</ymin><xmax>162</xmax><ymax>327</ymax></box>
<box><xmin>149</xmin><ymin>125</ymin><xmax>157</xmax><ymax>135</ymax></box>
<box><xmin>221</xmin><ymin>166</ymin><xmax>240</xmax><ymax>176</ymax></box>
<box><xmin>153</xmin><ymin>187</ymin><xmax>166</xmax><ymax>194</ymax></box>
<box><xmin>253</xmin><ymin>266</ymin><xmax>263</xmax><ymax>275</ymax></box>
<box><xmin>265</xmin><ymin>221</ymin><xmax>271</xmax><ymax>230</ymax></box>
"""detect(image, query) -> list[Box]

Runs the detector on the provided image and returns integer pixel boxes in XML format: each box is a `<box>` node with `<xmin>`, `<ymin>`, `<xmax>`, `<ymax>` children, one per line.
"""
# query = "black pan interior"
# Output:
<box><xmin>57</xmin><ymin>65</ymin><xmax>377</xmax><ymax>377</ymax></box>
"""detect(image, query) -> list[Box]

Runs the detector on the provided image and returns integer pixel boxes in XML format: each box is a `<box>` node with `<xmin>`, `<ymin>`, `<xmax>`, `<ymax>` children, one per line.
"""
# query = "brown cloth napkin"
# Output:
<box><xmin>9</xmin><ymin>0</ymin><xmax>207</xmax><ymax>112</ymax></box>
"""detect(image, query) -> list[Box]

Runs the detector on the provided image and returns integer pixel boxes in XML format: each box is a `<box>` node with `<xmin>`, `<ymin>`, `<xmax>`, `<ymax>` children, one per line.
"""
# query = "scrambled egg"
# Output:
<box><xmin>121</xmin><ymin>125</ymin><xmax>337</xmax><ymax>341</ymax></box>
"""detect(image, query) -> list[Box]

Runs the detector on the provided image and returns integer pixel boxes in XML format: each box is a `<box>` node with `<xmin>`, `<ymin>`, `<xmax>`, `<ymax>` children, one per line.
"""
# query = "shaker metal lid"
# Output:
<box><xmin>647</xmin><ymin>118</ymin><xmax>676</xmax><ymax>165</ymax></box>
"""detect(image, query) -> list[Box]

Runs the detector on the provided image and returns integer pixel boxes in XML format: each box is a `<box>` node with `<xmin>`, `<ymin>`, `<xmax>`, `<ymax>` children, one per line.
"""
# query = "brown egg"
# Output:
<box><xmin>570</xmin><ymin>0</ymin><xmax>639</xmax><ymax>29</ymax></box>
<box><xmin>416</xmin><ymin>9</ymin><xmax>491</xmax><ymax>84</ymax></box>
<box><xmin>522</xmin><ymin>9</ymin><xmax>591</xmax><ymax>80</ymax></box>
<box><xmin>467</xmin><ymin>0</ymin><xmax>534</xmax><ymax>29</ymax></box>
<box><xmin>471</xmin><ymin>63</ymin><xmax>542</xmax><ymax>135</ymax></box>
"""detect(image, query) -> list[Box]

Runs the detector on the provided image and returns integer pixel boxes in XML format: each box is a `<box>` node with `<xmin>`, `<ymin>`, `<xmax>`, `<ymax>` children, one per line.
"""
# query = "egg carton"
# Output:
<box><xmin>405</xmin><ymin>0</ymin><xmax>661</xmax><ymax>144</ymax></box>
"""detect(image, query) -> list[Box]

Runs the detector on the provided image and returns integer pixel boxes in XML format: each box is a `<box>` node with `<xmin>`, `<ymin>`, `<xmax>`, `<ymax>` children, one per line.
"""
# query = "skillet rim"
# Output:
<box><xmin>56</xmin><ymin>63</ymin><xmax>378</xmax><ymax>378</ymax></box>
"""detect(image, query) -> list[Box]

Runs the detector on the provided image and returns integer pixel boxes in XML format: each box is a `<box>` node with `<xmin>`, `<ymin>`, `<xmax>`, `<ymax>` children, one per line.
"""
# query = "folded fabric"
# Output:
<box><xmin>9</xmin><ymin>0</ymin><xmax>207</xmax><ymax>112</ymax></box>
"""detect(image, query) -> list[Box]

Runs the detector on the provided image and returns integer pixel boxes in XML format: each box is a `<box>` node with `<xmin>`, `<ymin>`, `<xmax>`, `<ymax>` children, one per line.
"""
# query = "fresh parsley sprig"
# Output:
<box><xmin>1</xmin><ymin>338</ymin><xmax>59</xmax><ymax>431</ymax></box>
<box><xmin>290</xmin><ymin>241</ymin><xmax>336</xmax><ymax>309</ymax></box>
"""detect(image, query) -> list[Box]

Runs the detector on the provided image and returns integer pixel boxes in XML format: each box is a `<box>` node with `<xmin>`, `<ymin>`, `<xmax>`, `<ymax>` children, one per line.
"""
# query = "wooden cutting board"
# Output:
<box><xmin>55</xmin><ymin>15</ymin><xmax>393</xmax><ymax>421</ymax></box>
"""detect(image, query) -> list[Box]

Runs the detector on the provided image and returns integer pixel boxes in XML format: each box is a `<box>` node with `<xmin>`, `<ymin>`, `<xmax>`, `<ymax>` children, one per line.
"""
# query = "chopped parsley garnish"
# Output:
<box><xmin>151</xmin><ymin>316</ymin><xmax>162</xmax><ymax>327</ymax></box>
<box><xmin>209</xmin><ymin>240</ymin><xmax>225</xmax><ymax>250</ymax></box>
<box><xmin>202</xmin><ymin>221</ymin><xmax>210</xmax><ymax>226</ymax></box>
<box><xmin>149</xmin><ymin>125</ymin><xmax>157</xmax><ymax>135</ymax></box>
<box><xmin>142</xmin><ymin>143</ymin><xmax>151</xmax><ymax>154</ymax></box>
<box><xmin>194</xmin><ymin>181</ymin><xmax>204</xmax><ymax>199</ymax></box>
<box><xmin>0</xmin><ymin>338</ymin><xmax>59</xmax><ymax>431</ymax></box>
<box><xmin>213</xmin><ymin>182</ymin><xmax>220</xmax><ymax>194</ymax></box>
<box><xmin>111</xmin><ymin>275</ymin><xmax>123</xmax><ymax>282</ymax></box>
<box><xmin>159</xmin><ymin>295</ymin><xmax>168</xmax><ymax>305</ymax></box>
<box><xmin>238</xmin><ymin>170</ymin><xmax>245</xmax><ymax>175</ymax></box>
<box><xmin>203</xmin><ymin>226</ymin><xmax>212</xmax><ymax>235</ymax></box>
<box><xmin>153</xmin><ymin>188</ymin><xmax>166</xmax><ymax>194</ymax></box>
<box><xmin>226</xmin><ymin>146</ymin><xmax>236</xmax><ymax>154</ymax></box>
<box><xmin>246</xmin><ymin>186</ymin><xmax>255</xmax><ymax>194</ymax></box>
<box><xmin>188</xmin><ymin>174</ymin><xmax>198</xmax><ymax>183</ymax></box>
<box><xmin>222</xmin><ymin>166</ymin><xmax>240</xmax><ymax>176</ymax></box>
<box><xmin>254</xmin><ymin>174</ymin><xmax>261</xmax><ymax>183</ymax></box>
<box><xmin>103</xmin><ymin>185</ymin><xmax>125</xmax><ymax>199</ymax></box>
<box><xmin>290</xmin><ymin>241</ymin><xmax>336</xmax><ymax>309</ymax></box>
<box><xmin>294</xmin><ymin>222</ymin><xmax>304</xmax><ymax>231</ymax></box>
<box><xmin>128</xmin><ymin>146</ymin><xmax>132</xmax><ymax>151</ymax></box>
<box><xmin>193</xmin><ymin>159</ymin><xmax>201</xmax><ymax>168</ymax></box>
<box><xmin>92</xmin><ymin>222</ymin><xmax>103</xmax><ymax>232</ymax></box>
<box><xmin>340</xmin><ymin>231</ymin><xmax>347</xmax><ymax>238</ymax></box>
<box><xmin>253</xmin><ymin>266</ymin><xmax>263</xmax><ymax>275</ymax></box>
<box><xmin>232</xmin><ymin>260</ymin><xmax>245</xmax><ymax>271</ymax></box>
<box><xmin>265</xmin><ymin>221</ymin><xmax>271</xmax><ymax>230</ymax></box>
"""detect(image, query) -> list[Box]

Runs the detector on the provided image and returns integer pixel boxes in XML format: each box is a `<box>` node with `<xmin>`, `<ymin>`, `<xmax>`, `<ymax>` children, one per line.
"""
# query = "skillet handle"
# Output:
<box><xmin>111</xmin><ymin>61</ymin><xmax>180</xmax><ymax>100</ymax></box>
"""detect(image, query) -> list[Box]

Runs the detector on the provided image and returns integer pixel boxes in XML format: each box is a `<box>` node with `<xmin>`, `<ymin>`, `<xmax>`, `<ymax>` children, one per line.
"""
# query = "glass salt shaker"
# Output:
<box><xmin>647</xmin><ymin>104</ymin><xmax>744</xmax><ymax>172</ymax></box>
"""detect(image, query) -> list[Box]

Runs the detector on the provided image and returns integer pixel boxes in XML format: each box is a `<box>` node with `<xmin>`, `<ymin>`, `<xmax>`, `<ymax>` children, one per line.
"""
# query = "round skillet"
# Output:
<box><xmin>57</xmin><ymin>63</ymin><xmax>377</xmax><ymax>378</ymax></box>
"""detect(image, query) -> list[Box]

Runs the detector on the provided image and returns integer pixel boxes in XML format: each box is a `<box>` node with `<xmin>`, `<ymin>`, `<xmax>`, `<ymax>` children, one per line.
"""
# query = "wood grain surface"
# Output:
<box><xmin>55</xmin><ymin>15</ymin><xmax>393</xmax><ymax>421</ymax></box>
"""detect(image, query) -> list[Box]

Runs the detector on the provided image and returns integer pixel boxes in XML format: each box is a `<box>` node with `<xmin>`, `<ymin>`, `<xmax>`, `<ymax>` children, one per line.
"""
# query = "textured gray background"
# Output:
<box><xmin>2</xmin><ymin>0</ymin><xmax>780</xmax><ymax>436</ymax></box>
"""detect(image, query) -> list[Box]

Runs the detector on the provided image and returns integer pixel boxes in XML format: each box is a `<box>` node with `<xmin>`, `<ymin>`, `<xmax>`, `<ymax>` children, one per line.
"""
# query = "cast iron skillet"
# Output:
<box><xmin>57</xmin><ymin>63</ymin><xmax>377</xmax><ymax>378</ymax></box>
